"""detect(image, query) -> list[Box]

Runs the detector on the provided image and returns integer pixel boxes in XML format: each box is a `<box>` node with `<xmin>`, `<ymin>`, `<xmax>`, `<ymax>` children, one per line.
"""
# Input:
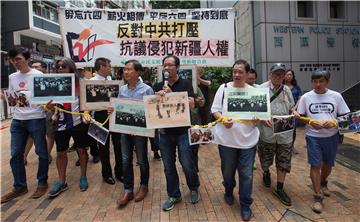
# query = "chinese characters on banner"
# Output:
<box><xmin>58</xmin><ymin>8</ymin><xmax>235</xmax><ymax>67</ymax></box>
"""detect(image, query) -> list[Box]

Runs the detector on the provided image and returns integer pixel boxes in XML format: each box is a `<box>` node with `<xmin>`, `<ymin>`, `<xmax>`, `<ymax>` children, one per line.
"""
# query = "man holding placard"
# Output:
<box><xmin>88</xmin><ymin>57</ymin><xmax>121</xmax><ymax>185</ymax></box>
<box><xmin>1</xmin><ymin>48</ymin><xmax>49</xmax><ymax>203</ymax></box>
<box><xmin>211</xmin><ymin>59</ymin><xmax>260</xmax><ymax>221</ymax></box>
<box><xmin>153</xmin><ymin>55</ymin><xmax>200</xmax><ymax>211</ymax></box>
<box><xmin>115</xmin><ymin>60</ymin><xmax>154</xmax><ymax>207</ymax></box>
<box><xmin>257</xmin><ymin>63</ymin><xmax>295</xmax><ymax>207</ymax></box>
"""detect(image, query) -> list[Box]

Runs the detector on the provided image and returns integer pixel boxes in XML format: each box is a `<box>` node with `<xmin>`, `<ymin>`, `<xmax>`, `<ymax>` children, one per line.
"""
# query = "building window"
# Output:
<box><xmin>329</xmin><ymin>1</ymin><xmax>345</xmax><ymax>19</ymax></box>
<box><xmin>297</xmin><ymin>1</ymin><xmax>314</xmax><ymax>18</ymax></box>
<box><xmin>32</xmin><ymin>1</ymin><xmax>59</xmax><ymax>23</ymax></box>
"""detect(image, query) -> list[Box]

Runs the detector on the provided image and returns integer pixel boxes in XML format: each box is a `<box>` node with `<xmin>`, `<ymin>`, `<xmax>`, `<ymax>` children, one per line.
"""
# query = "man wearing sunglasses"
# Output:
<box><xmin>257</xmin><ymin>63</ymin><xmax>295</xmax><ymax>207</ymax></box>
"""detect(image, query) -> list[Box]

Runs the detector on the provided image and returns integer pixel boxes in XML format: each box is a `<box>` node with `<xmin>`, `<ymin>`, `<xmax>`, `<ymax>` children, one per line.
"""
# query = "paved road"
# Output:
<box><xmin>1</xmin><ymin>119</ymin><xmax>359</xmax><ymax>221</ymax></box>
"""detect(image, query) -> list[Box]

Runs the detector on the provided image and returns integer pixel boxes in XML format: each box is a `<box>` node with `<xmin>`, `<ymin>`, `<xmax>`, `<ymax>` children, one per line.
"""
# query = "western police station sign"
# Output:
<box><xmin>59</xmin><ymin>8</ymin><xmax>235</xmax><ymax>67</ymax></box>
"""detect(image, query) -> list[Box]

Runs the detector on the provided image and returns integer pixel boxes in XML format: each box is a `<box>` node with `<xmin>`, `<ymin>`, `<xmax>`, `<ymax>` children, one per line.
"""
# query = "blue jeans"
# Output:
<box><xmin>10</xmin><ymin>118</ymin><xmax>48</xmax><ymax>189</ymax></box>
<box><xmin>121</xmin><ymin>134</ymin><xmax>149</xmax><ymax>191</ymax></box>
<box><xmin>219</xmin><ymin>145</ymin><xmax>256</xmax><ymax>209</ymax></box>
<box><xmin>159</xmin><ymin>133</ymin><xmax>200</xmax><ymax>198</ymax></box>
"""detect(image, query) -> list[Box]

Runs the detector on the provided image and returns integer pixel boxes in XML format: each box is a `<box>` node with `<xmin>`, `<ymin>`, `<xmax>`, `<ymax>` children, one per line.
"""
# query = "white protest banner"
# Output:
<box><xmin>58</xmin><ymin>8</ymin><xmax>234</xmax><ymax>67</ymax></box>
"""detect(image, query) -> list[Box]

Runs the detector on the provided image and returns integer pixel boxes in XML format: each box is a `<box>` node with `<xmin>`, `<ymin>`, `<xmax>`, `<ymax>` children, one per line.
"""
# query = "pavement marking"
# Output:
<box><xmin>1</xmin><ymin>199</ymin><xmax>18</xmax><ymax>212</ymax></box>
<box><xmin>331</xmin><ymin>191</ymin><xmax>351</xmax><ymax>201</ymax></box>
<box><xmin>46</xmin><ymin>208</ymin><xmax>63</xmax><ymax>221</ymax></box>
<box><xmin>279</xmin><ymin>209</ymin><xmax>314</xmax><ymax>222</ymax></box>
<box><xmin>36</xmin><ymin>198</ymin><xmax>54</xmax><ymax>209</ymax></box>
<box><xmin>332</xmin><ymin>181</ymin><xmax>349</xmax><ymax>190</ymax></box>
<box><xmin>3</xmin><ymin>209</ymin><xmax>25</xmax><ymax>222</ymax></box>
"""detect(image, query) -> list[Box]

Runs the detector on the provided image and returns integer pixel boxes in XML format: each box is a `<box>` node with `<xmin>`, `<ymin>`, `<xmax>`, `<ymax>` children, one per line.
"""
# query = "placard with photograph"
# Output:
<box><xmin>88</xmin><ymin>122</ymin><xmax>109</xmax><ymax>145</ymax></box>
<box><xmin>157</xmin><ymin>65</ymin><xmax>198</xmax><ymax>93</ymax></box>
<box><xmin>4</xmin><ymin>89</ymin><xmax>31</xmax><ymax>108</ymax></box>
<box><xmin>109</xmin><ymin>98</ymin><xmax>155</xmax><ymax>137</ymax></box>
<box><xmin>30</xmin><ymin>73</ymin><xmax>75</xmax><ymax>104</ymax></box>
<box><xmin>144</xmin><ymin>92</ymin><xmax>191</xmax><ymax>129</ymax></box>
<box><xmin>272</xmin><ymin>115</ymin><xmax>295</xmax><ymax>135</ymax></box>
<box><xmin>80</xmin><ymin>80</ymin><xmax>122</xmax><ymax>111</ymax></box>
<box><xmin>224</xmin><ymin>87</ymin><xmax>270</xmax><ymax>120</ymax></box>
<box><xmin>188</xmin><ymin>126</ymin><xmax>214</xmax><ymax>145</ymax></box>
<box><xmin>337</xmin><ymin>111</ymin><xmax>360</xmax><ymax>134</ymax></box>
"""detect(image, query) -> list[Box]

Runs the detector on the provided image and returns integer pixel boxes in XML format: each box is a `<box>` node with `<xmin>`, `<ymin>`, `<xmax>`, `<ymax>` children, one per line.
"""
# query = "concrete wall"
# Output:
<box><xmin>237</xmin><ymin>1</ymin><xmax>360</xmax><ymax>92</ymax></box>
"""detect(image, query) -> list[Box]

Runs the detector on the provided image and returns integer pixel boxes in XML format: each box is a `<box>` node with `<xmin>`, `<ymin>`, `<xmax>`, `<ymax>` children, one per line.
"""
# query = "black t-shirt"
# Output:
<box><xmin>153</xmin><ymin>77</ymin><xmax>195</xmax><ymax>135</ymax></box>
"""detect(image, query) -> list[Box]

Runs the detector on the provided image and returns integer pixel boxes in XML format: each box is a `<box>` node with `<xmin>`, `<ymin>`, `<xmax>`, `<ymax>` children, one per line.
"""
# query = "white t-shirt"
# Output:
<box><xmin>8</xmin><ymin>69</ymin><xmax>45</xmax><ymax>120</ymax></box>
<box><xmin>211</xmin><ymin>82</ymin><xmax>259</xmax><ymax>149</ymax></box>
<box><xmin>297</xmin><ymin>89</ymin><xmax>350</xmax><ymax>137</ymax></box>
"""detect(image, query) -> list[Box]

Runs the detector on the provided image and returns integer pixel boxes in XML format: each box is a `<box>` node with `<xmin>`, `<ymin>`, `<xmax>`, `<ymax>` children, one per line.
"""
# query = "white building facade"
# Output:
<box><xmin>234</xmin><ymin>1</ymin><xmax>360</xmax><ymax>92</ymax></box>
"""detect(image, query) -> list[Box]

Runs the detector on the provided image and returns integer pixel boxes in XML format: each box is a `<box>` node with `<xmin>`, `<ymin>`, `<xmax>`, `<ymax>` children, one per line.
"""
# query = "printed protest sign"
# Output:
<box><xmin>337</xmin><ymin>111</ymin><xmax>360</xmax><ymax>134</ymax></box>
<box><xmin>224</xmin><ymin>87</ymin><xmax>270</xmax><ymax>120</ymax></box>
<box><xmin>109</xmin><ymin>98</ymin><xmax>154</xmax><ymax>137</ymax></box>
<box><xmin>144</xmin><ymin>92</ymin><xmax>191</xmax><ymax>129</ymax></box>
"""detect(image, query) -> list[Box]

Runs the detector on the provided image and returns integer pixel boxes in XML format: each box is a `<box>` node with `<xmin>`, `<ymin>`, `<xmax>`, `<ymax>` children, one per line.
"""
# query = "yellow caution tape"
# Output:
<box><xmin>41</xmin><ymin>104</ymin><xmax>110</xmax><ymax>126</ymax></box>
<box><xmin>299</xmin><ymin>116</ymin><xmax>337</xmax><ymax>127</ymax></box>
<box><xmin>192</xmin><ymin>116</ymin><xmax>256</xmax><ymax>128</ymax></box>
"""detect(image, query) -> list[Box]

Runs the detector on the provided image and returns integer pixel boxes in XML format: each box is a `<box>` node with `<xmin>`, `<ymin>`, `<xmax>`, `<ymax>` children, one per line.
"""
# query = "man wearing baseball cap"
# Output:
<box><xmin>257</xmin><ymin>63</ymin><xmax>295</xmax><ymax>206</ymax></box>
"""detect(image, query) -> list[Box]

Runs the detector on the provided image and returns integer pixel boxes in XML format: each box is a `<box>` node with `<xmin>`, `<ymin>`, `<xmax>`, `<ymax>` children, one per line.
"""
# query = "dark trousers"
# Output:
<box><xmin>149</xmin><ymin>129</ymin><xmax>160</xmax><ymax>152</ymax></box>
<box><xmin>92</xmin><ymin>111</ymin><xmax>122</xmax><ymax>179</ymax></box>
<box><xmin>121</xmin><ymin>134</ymin><xmax>149</xmax><ymax>191</ymax></box>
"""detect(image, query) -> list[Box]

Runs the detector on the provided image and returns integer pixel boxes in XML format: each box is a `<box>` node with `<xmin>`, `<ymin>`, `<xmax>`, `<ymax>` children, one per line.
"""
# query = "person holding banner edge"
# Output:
<box><xmin>153</xmin><ymin>55</ymin><xmax>200</xmax><ymax>211</ymax></box>
<box><xmin>211</xmin><ymin>59</ymin><xmax>260</xmax><ymax>221</ymax></box>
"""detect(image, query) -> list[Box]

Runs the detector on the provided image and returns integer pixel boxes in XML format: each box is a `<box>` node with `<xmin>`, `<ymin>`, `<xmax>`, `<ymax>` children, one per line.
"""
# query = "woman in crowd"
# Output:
<box><xmin>284</xmin><ymin>69</ymin><xmax>302</xmax><ymax>154</ymax></box>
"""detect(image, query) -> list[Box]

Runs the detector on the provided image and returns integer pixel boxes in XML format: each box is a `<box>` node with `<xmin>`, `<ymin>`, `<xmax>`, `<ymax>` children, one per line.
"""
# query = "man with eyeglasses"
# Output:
<box><xmin>153</xmin><ymin>55</ymin><xmax>200</xmax><ymax>211</ymax></box>
<box><xmin>257</xmin><ymin>63</ymin><xmax>295</xmax><ymax>206</ymax></box>
<box><xmin>86</xmin><ymin>57</ymin><xmax>123</xmax><ymax>185</ymax></box>
<box><xmin>1</xmin><ymin>48</ymin><xmax>49</xmax><ymax>203</ymax></box>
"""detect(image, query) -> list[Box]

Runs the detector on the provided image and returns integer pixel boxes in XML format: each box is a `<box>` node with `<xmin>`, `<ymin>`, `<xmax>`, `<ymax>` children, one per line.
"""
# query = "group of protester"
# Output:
<box><xmin>1</xmin><ymin>47</ymin><xmax>350</xmax><ymax>221</ymax></box>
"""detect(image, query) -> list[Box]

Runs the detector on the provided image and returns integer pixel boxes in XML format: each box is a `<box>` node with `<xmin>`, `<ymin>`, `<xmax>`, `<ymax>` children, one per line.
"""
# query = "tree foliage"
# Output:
<box><xmin>204</xmin><ymin>67</ymin><xmax>232</xmax><ymax>92</ymax></box>
<box><xmin>150</xmin><ymin>0</ymin><xmax>200</xmax><ymax>9</ymax></box>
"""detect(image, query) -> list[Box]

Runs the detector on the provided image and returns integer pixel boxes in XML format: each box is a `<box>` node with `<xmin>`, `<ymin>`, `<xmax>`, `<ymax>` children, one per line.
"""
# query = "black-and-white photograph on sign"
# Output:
<box><xmin>30</xmin><ymin>73</ymin><xmax>75</xmax><ymax>104</ymax></box>
<box><xmin>80</xmin><ymin>80</ymin><xmax>122</xmax><ymax>111</ymax></box>
<box><xmin>88</xmin><ymin>122</ymin><xmax>109</xmax><ymax>146</ymax></box>
<box><xmin>272</xmin><ymin>115</ymin><xmax>295</xmax><ymax>135</ymax></box>
<box><xmin>188</xmin><ymin>127</ymin><xmax>214</xmax><ymax>145</ymax></box>
<box><xmin>109</xmin><ymin>98</ymin><xmax>154</xmax><ymax>137</ymax></box>
<box><xmin>224</xmin><ymin>87</ymin><xmax>270</xmax><ymax>120</ymax></box>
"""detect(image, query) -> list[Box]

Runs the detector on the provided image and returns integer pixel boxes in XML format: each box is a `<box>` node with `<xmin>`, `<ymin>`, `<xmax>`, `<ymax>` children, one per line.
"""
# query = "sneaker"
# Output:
<box><xmin>79</xmin><ymin>176</ymin><xmax>88</xmax><ymax>192</ymax></box>
<box><xmin>312</xmin><ymin>194</ymin><xmax>323</xmax><ymax>214</ymax></box>
<box><xmin>48</xmin><ymin>181</ymin><xmax>68</xmax><ymax>198</ymax></box>
<box><xmin>262</xmin><ymin>171</ymin><xmax>271</xmax><ymax>188</ymax></box>
<box><xmin>153</xmin><ymin>151</ymin><xmax>161</xmax><ymax>160</ymax></box>
<box><xmin>272</xmin><ymin>188</ymin><xmax>292</xmax><ymax>206</ymax></box>
<box><xmin>224</xmin><ymin>193</ymin><xmax>234</xmax><ymax>205</ymax></box>
<box><xmin>190</xmin><ymin>190</ymin><xmax>200</xmax><ymax>204</ymax></box>
<box><xmin>1</xmin><ymin>187</ymin><xmax>28</xmax><ymax>203</ymax></box>
<box><xmin>162</xmin><ymin>196</ymin><xmax>182</xmax><ymax>211</ymax></box>
<box><xmin>321</xmin><ymin>181</ymin><xmax>331</xmax><ymax>197</ymax></box>
<box><xmin>241</xmin><ymin>206</ymin><xmax>253</xmax><ymax>221</ymax></box>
